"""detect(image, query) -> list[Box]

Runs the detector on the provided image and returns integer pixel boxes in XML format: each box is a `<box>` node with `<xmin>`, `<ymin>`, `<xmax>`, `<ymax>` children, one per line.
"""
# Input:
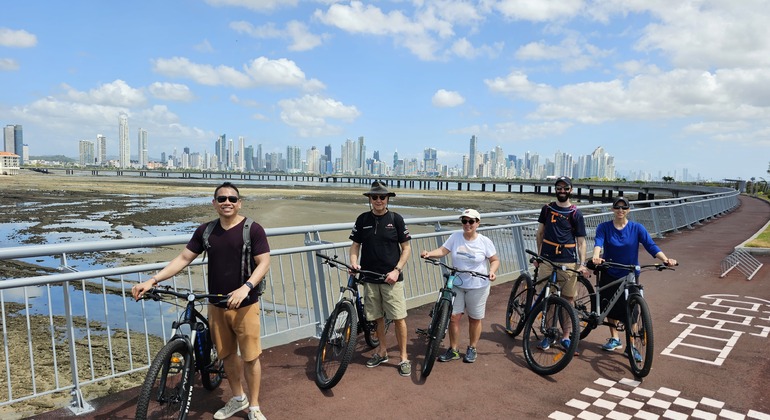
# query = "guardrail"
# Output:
<box><xmin>0</xmin><ymin>190</ymin><xmax>739</xmax><ymax>415</ymax></box>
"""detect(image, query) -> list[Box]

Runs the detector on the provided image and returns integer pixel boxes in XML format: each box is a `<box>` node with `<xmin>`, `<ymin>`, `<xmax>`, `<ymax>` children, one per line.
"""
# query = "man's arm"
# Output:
<box><xmin>536</xmin><ymin>223</ymin><xmax>545</xmax><ymax>254</ymax></box>
<box><xmin>131</xmin><ymin>248</ymin><xmax>199</xmax><ymax>300</ymax></box>
<box><xmin>349</xmin><ymin>241</ymin><xmax>361</xmax><ymax>271</ymax></box>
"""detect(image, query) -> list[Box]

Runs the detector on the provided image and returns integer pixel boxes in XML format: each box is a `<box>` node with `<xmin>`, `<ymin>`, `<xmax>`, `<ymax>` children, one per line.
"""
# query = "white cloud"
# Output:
<box><xmin>493</xmin><ymin>0</ymin><xmax>584</xmax><ymax>22</ymax></box>
<box><xmin>152</xmin><ymin>56</ymin><xmax>325</xmax><ymax>91</ymax></box>
<box><xmin>0</xmin><ymin>58</ymin><xmax>19</xmax><ymax>71</ymax></box>
<box><xmin>278</xmin><ymin>94</ymin><xmax>360</xmax><ymax>137</ymax></box>
<box><xmin>149</xmin><ymin>82</ymin><xmax>194</xmax><ymax>102</ymax></box>
<box><xmin>63</xmin><ymin>80</ymin><xmax>147</xmax><ymax>108</ymax></box>
<box><xmin>0</xmin><ymin>28</ymin><xmax>37</xmax><ymax>48</ymax></box>
<box><xmin>515</xmin><ymin>34</ymin><xmax>611</xmax><ymax>72</ymax></box>
<box><xmin>432</xmin><ymin>89</ymin><xmax>465</xmax><ymax>107</ymax></box>
<box><xmin>194</xmin><ymin>39</ymin><xmax>215</xmax><ymax>53</ymax></box>
<box><xmin>230</xmin><ymin>20</ymin><xmax>324</xmax><ymax>51</ymax></box>
<box><xmin>451</xmin><ymin>38</ymin><xmax>503</xmax><ymax>59</ymax></box>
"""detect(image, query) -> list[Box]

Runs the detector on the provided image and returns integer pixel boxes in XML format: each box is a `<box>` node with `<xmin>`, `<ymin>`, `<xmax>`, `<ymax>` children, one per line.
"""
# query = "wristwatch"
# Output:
<box><xmin>394</xmin><ymin>267</ymin><xmax>402</xmax><ymax>273</ymax></box>
<box><xmin>244</xmin><ymin>282</ymin><xmax>255</xmax><ymax>290</ymax></box>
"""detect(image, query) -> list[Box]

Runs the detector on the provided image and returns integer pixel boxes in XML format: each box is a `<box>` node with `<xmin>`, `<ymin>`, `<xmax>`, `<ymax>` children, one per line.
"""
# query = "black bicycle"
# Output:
<box><xmin>417</xmin><ymin>257</ymin><xmax>490</xmax><ymax>379</ymax></box>
<box><xmin>135</xmin><ymin>287</ymin><xmax>226</xmax><ymax>420</ymax></box>
<box><xmin>516</xmin><ymin>249</ymin><xmax>582</xmax><ymax>375</ymax></box>
<box><xmin>573</xmin><ymin>260</ymin><xmax>676</xmax><ymax>377</ymax></box>
<box><xmin>314</xmin><ymin>253</ymin><xmax>390</xmax><ymax>389</ymax></box>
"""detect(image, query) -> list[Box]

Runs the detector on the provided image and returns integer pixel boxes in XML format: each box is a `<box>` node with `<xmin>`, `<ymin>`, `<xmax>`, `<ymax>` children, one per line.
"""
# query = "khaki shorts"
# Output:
<box><xmin>537</xmin><ymin>263</ymin><xmax>579</xmax><ymax>299</ymax></box>
<box><xmin>364</xmin><ymin>281</ymin><xmax>408</xmax><ymax>321</ymax></box>
<box><xmin>208</xmin><ymin>303</ymin><xmax>262</xmax><ymax>362</ymax></box>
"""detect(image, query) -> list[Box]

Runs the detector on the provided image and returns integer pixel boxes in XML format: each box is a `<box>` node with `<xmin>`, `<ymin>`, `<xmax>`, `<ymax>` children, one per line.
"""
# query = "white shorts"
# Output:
<box><xmin>451</xmin><ymin>284</ymin><xmax>491</xmax><ymax>319</ymax></box>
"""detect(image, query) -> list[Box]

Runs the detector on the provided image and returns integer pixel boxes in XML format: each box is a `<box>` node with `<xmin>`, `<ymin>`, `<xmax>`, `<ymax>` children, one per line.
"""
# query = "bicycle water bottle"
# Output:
<box><xmin>195</xmin><ymin>324</ymin><xmax>207</xmax><ymax>359</ymax></box>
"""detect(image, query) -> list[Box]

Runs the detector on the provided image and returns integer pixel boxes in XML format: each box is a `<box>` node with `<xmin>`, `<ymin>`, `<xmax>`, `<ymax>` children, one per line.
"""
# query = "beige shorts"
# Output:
<box><xmin>537</xmin><ymin>263</ymin><xmax>579</xmax><ymax>299</ymax></box>
<box><xmin>364</xmin><ymin>281</ymin><xmax>408</xmax><ymax>321</ymax></box>
<box><xmin>208</xmin><ymin>302</ymin><xmax>262</xmax><ymax>362</ymax></box>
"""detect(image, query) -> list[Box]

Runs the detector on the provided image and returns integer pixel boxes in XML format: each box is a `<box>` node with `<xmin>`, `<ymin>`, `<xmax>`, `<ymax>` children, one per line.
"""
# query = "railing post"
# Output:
<box><xmin>63</xmin><ymin>281</ymin><xmax>94</xmax><ymax>415</ymax></box>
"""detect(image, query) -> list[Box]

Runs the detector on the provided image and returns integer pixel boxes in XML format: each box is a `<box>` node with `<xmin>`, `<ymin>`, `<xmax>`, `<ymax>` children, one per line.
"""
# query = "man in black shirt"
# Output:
<box><xmin>349</xmin><ymin>181</ymin><xmax>412</xmax><ymax>377</ymax></box>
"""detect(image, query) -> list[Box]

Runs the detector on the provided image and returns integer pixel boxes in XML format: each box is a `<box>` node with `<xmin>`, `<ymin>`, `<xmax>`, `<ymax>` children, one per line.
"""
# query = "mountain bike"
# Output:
<box><xmin>416</xmin><ymin>257</ymin><xmax>490</xmax><ymax>379</ymax></box>
<box><xmin>519</xmin><ymin>249</ymin><xmax>582</xmax><ymax>375</ymax></box>
<box><xmin>135</xmin><ymin>287</ymin><xmax>226</xmax><ymax>420</ymax></box>
<box><xmin>573</xmin><ymin>260</ymin><xmax>677</xmax><ymax>377</ymax></box>
<box><xmin>314</xmin><ymin>253</ymin><xmax>390</xmax><ymax>389</ymax></box>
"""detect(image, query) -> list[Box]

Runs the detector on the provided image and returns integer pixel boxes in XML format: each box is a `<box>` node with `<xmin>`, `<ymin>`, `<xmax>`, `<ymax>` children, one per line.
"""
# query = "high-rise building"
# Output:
<box><xmin>468</xmin><ymin>135</ymin><xmax>478</xmax><ymax>177</ymax></box>
<box><xmin>13</xmin><ymin>125</ymin><xmax>22</xmax><ymax>165</ymax></box>
<box><xmin>96</xmin><ymin>134</ymin><xmax>107</xmax><ymax>166</ymax></box>
<box><xmin>357</xmin><ymin>136</ymin><xmax>366</xmax><ymax>175</ymax></box>
<box><xmin>256</xmin><ymin>144</ymin><xmax>264</xmax><ymax>172</ymax></box>
<box><xmin>4</xmin><ymin>125</ymin><xmax>15</xmax><ymax>154</ymax></box>
<box><xmin>306</xmin><ymin>146</ymin><xmax>320</xmax><ymax>174</ymax></box>
<box><xmin>118</xmin><ymin>114</ymin><xmax>130</xmax><ymax>168</ymax></box>
<box><xmin>138</xmin><ymin>128</ymin><xmax>148</xmax><ymax>167</ymax></box>
<box><xmin>238</xmin><ymin>136</ymin><xmax>245</xmax><ymax>171</ymax></box>
<box><xmin>244</xmin><ymin>145</ymin><xmax>254</xmax><ymax>172</ymax></box>
<box><xmin>79</xmin><ymin>140</ymin><xmax>95</xmax><ymax>166</ymax></box>
<box><xmin>216</xmin><ymin>134</ymin><xmax>226</xmax><ymax>170</ymax></box>
<box><xmin>286</xmin><ymin>145</ymin><xmax>301</xmax><ymax>173</ymax></box>
<box><xmin>424</xmin><ymin>148</ymin><xmax>437</xmax><ymax>175</ymax></box>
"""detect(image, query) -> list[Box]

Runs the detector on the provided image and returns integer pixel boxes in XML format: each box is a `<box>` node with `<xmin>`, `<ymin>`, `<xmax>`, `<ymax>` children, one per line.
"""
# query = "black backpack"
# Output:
<box><xmin>202</xmin><ymin>217</ymin><xmax>266</xmax><ymax>296</ymax></box>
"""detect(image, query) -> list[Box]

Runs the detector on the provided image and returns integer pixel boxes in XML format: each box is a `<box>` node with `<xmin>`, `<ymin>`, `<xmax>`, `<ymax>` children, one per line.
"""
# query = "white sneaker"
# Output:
<box><xmin>249</xmin><ymin>408</ymin><xmax>267</xmax><ymax>420</ymax></box>
<box><xmin>213</xmin><ymin>396</ymin><xmax>249</xmax><ymax>419</ymax></box>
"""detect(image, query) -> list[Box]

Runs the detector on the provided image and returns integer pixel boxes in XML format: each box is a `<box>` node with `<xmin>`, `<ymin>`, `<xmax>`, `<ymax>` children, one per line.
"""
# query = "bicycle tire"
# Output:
<box><xmin>315</xmin><ymin>300</ymin><xmax>357</xmax><ymax>389</ymax></box>
<box><xmin>573</xmin><ymin>275</ymin><xmax>597</xmax><ymax>340</ymax></box>
<box><xmin>505</xmin><ymin>273</ymin><xmax>533</xmax><ymax>338</ymax></box>
<box><xmin>364</xmin><ymin>316</ymin><xmax>393</xmax><ymax>349</ymax></box>
<box><xmin>625</xmin><ymin>295</ymin><xmax>654</xmax><ymax>378</ymax></box>
<box><xmin>136</xmin><ymin>338</ymin><xmax>194</xmax><ymax>420</ymax></box>
<box><xmin>421</xmin><ymin>299</ymin><xmax>451</xmax><ymax>378</ymax></box>
<box><xmin>522</xmin><ymin>296</ymin><xmax>579</xmax><ymax>376</ymax></box>
<box><xmin>198</xmin><ymin>328</ymin><xmax>224</xmax><ymax>391</ymax></box>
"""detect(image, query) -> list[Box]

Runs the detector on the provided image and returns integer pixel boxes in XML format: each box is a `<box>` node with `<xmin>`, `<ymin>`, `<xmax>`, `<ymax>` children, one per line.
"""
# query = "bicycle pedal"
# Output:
<box><xmin>415</xmin><ymin>328</ymin><xmax>427</xmax><ymax>336</ymax></box>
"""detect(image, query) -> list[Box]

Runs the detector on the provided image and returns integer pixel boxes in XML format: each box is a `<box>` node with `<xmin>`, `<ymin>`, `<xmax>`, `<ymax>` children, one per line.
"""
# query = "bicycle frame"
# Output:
<box><xmin>581</xmin><ymin>271</ymin><xmax>641</xmax><ymax>330</ymax></box>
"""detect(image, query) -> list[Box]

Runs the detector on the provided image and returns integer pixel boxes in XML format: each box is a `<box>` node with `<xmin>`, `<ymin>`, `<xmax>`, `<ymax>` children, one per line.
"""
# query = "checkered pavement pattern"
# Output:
<box><xmin>549</xmin><ymin>377</ymin><xmax>770</xmax><ymax>420</ymax></box>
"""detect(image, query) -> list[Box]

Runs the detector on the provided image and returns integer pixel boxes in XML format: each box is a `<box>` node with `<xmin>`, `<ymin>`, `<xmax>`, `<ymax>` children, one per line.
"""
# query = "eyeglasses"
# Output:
<box><xmin>460</xmin><ymin>218</ymin><xmax>477</xmax><ymax>225</ymax></box>
<box><xmin>555</xmin><ymin>187</ymin><xmax>570</xmax><ymax>192</ymax></box>
<box><xmin>613</xmin><ymin>205</ymin><xmax>629</xmax><ymax>210</ymax></box>
<box><xmin>216</xmin><ymin>195</ymin><xmax>239</xmax><ymax>203</ymax></box>
<box><xmin>370</xmin><ymin>195</ymin><xmax>388</xmax><ymax>201</ymax></box>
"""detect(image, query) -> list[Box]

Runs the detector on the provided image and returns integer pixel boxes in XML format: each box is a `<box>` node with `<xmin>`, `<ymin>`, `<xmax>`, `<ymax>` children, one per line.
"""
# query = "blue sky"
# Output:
<box><xmin>2</xmin><ymin>0</ymin><xmax>769</xmax><ymax>181</ymax></box>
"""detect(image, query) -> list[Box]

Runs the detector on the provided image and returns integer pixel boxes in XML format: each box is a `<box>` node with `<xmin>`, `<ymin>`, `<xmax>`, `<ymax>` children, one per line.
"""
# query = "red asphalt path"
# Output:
<box><xmin>42</xmin><ymin>195</ymin><xmax>770</xmax><ymax>420</ymax></box>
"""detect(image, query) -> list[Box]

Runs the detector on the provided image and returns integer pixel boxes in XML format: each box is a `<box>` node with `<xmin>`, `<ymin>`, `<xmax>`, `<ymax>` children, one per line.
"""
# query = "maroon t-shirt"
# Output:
<box><xmin>187</xmin><ymin>217</ymin><xmax>270</xmax><ymax>305</ymax></box>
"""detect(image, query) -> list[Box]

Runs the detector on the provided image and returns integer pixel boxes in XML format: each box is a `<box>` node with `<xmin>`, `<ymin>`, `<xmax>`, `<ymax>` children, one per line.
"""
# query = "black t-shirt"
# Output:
<box><xmin>349</xmin><ymin>210</ymin><xmax>411</xmax><ymax>283</ymax></box>
<box><xmin>187</xmin><ymin>217</ymin><xmax>270</xmax><ymax>305</ymax></box>
<box><xmin>537</xmin><ymin>202</ymin><xmax>586</xmax><ymax>263</ymax></box>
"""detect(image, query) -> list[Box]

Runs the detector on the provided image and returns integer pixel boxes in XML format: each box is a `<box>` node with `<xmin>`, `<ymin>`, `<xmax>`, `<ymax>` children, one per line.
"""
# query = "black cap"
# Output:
<box><xmin>363</xmin><ymin>181</ymin><xmax>396</xmax><ymax>197</ymax></box>
<box><xmin>613</xmin><ymin>196</ymin><xmax>630</xmax><ymax>207</ymax></box>
<box><xmin>555</xmin><ymin>176</ymin><xmax>572</xmax><ymax>188</ymax></box>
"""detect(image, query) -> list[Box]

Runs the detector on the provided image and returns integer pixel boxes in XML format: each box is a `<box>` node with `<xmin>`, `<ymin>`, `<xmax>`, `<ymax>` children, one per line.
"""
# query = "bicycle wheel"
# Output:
<box><xmin>421</xmin><ymin>299</ymin><xmax>451</xmax><ymax>378</ymax></box>
<box><xmin>136</xmin><ymin>338</ymin><xmax>194</xmax><ymax>420</ymax></box>
<box><xmin>505</xmin><ymin>273</ymin><xmax>533</xmax><ymax>338</ymax></box>
<box><xmin>573</xmin><ymin>275</ymin><xmax>597</xmax><ymax>340</ymax></box>
<box><xmin>364</xmin><ymin>316</ymin><xmax>393</xmax><ymax>349</ymax></box>
<box><xmin>625</xmin><ymin>295</ymin><xmax>654</xmax><ymax>378</ymax></box>
<box><xmin>198</xmin><ymin>329</ymin><xmax>224</xmax><ymax>391</ymax></box>
<box><xmin>522</xmin><ymin>296</ymin><xmax>579</xmax><ymax>376</ymax></box>
<box><xmin>315</xmin><ymin>300</ymin><xmax>357</xmax><ymax>389</ymax></box>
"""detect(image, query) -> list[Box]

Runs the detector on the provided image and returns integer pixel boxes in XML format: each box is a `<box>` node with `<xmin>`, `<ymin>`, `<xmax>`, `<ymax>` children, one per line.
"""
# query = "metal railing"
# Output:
<box><xmin>0</xmin><ymin>190</ymin><xmax>739</xmax><ymax>415</ymax></box>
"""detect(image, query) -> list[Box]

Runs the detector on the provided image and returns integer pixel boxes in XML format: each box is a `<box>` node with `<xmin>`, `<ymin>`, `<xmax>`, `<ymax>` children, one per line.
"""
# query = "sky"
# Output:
<box><xmin>2</xmin><ymin>0</ymin><xmax>769</xmax><ymax>182</ymax></box>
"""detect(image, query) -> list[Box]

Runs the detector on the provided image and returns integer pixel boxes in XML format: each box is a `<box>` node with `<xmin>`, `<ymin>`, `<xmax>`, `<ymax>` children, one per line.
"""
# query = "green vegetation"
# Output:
<box><xmin>745</xmin><ymin>192</ymin><xmax>770</xmax><ymax>248</ymax></box>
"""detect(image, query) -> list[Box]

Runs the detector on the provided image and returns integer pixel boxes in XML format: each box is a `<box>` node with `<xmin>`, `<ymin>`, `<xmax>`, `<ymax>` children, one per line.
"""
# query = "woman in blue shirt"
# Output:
<box><xmin>591</xmin><ymin>197</ymin><xmax>677</xmax><ymax>355</ymax></box>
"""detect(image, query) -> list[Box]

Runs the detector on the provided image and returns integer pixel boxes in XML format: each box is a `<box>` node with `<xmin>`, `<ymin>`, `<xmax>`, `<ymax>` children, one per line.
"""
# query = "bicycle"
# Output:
<box><xmin>573</xmin><ymin>260</ymin><xmax>677</xmax><ymax>378</ymax></box>
<box><xmin>314</xmin><ymin>252</ymin><xmax>390</xmax><ymax>389</ymax></box>
<box><xmin>416</xmin><ymin>257</ymin><xmax>490</xmax><ymax>379</ymax></box>
<box><xmin>516</xmin><ymin>249</ymin><xmax>582</xmax><ymax>375</ymax></box>
<box><xmin>135</xmin><ymin>286</ymin><xmax>226</xmax><ymax>420</ymax></box>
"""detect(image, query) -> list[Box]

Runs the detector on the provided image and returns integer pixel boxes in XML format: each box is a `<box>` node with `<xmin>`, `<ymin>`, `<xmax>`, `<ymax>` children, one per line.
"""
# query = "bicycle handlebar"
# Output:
<box><xmin>315</xmin><ymin>252</ymin><xmax>387</xmax><ymax>281</ymax></box>
<box><xmin>525</xmin><ymin>249</ymin><xmax>583</xmax><ymax>274</ymax></box>
<box><xmin>588</xmin><ymin>260</ymin><xmax>678</xmax><ymax>272</ymax></box>
<box><xmin>421</xmin><ymin>257</ymin><xmax>490</xmax><ymax>280</ymax></box>
<box><xmin>140</xmin><ymin>286</ymin><xmax>227</xmax><ymax>302</ymax></box>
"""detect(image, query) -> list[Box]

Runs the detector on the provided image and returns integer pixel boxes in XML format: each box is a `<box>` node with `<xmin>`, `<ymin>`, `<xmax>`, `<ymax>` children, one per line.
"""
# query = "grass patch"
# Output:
<box><xmin>745</xmin><ymin>193</ymin><xmax>770</xmax><ymax>248</ymax></box>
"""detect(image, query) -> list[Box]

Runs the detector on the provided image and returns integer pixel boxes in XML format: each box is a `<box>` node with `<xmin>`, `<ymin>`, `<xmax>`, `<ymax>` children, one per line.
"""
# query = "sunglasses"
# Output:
<box><xmin>460</xmin><ymin>218</ymin><xmax>477</xmax><ymax>225</ymax></box>
<box><xmin>613</xmin><ymin>205</ymin><xmax>629</xmax><ymax>210</ymax></box>
<box><xmin>370</xmin><ymin>195</ymin><xmax>389</xmax><ymax>201</ymax></box>
<box><xmin>555</xmin><ymin>187</ymin><xmax>570</xmax><ymax>192</ymax></box>
<box><xmin>216</xmin><ymin>195</ymin><xmax>239</xmax><ymax>203</ymax></box>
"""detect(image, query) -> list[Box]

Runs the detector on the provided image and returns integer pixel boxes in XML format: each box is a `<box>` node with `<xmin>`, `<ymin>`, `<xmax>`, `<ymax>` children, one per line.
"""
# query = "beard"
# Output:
<box><xmin>556</xmin><ymin>193</ymin><xmax>570</xmax><ymax>203</ymax></box>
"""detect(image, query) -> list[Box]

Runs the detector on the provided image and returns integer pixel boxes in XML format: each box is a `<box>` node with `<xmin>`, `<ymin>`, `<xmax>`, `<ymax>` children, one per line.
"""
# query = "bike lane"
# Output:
<box><xmin>44</xmin><ymin>195</ymin><xmax>770</xmax><ymax>419</ymax></box>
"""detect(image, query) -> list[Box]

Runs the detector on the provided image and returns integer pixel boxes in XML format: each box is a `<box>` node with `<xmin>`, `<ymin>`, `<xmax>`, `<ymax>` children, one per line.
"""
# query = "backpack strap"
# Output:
<box><xmin>241</xmin><ymin>217</ymin><xmax>253</xmax><ymax>282</ymax></box>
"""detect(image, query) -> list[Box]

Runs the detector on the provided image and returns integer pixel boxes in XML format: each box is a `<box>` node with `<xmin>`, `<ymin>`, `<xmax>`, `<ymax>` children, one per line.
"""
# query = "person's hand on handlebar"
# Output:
<box><xmin>131</xmin><ymin>279</ymin><xmax>155</xmax><ymax>301</ymax></box>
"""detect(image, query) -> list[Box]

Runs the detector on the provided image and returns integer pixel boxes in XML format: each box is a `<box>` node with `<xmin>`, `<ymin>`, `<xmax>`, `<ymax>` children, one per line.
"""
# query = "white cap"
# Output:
<box><xmin>461</xmin><ymin>209</ymin><xmax>481</xmax><ymax>221</ymax></box>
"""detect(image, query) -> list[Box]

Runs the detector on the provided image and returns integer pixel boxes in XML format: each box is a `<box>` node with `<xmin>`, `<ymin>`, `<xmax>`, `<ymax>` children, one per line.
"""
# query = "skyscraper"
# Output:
<box><xmin>4</xmin><ymin>125</ymin><xmax>14</xmax><ymax>154</ymax></box>
<box><xmin>138</xmin><ymin>128</ymin><xmax>148</xmax><ymax>168</ymax></box>
<box><xmin>238</xmin><ymin>136</ymin><xmax>245</xmax><ymax>171</ymax></box>
<box><xmin>357</xmin><ymin>136</ymin><xmax>366</xmax><ymax>175</ymax></box>
<box><xmin>13</xmin><ymin>125</ymin><xmax>23</xmax><ymax>165</ymax></box>
<box><xmin>79</xmin><ymin>140</ymin><xmax>95</xmax><ymax>166</ymax></box>
<box><xmin>118</xmin><ymin>114</ymin><xmax>130</xmax><ymax>168</ymax></box>
<box><xmin>468</xmin><ymin>135</ymin><xmax>478</xmax><ymax>178</ymax></box>
<box><xmin>96</xmin><ymin>134</ymin><xmax>107</xmax><ymax>166</ymax></box>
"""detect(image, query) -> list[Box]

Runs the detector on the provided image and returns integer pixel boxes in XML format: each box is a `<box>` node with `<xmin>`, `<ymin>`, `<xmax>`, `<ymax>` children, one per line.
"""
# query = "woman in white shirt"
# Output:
<box><xmin>420</xmin><ymin>209</ymin><xmax>499</xmax><ymax>363</ymax></box>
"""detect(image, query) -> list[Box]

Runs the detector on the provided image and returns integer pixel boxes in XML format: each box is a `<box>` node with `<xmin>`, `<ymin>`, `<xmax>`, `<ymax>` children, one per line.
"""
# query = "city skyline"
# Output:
<box><xmin>3</xmin><ymin>2</ymin><xmax>770</xmax><ymax>181</ymax></box>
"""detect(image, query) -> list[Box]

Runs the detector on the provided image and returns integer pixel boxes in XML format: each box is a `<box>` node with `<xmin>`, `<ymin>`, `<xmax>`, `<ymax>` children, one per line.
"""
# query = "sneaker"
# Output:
<box><xmin>248</xmin><ymin>408</ymin><xmax>267</xmax><ymax>420</ymax></box>
<box><xmin>537</xmin><ymin>337</ymin><xmax>552</xmax><ymax>350</ymax></box>
<box><xmin>629</xmin><ymin>346</ymin><xmax>643</xmax><ymax>362</ymax></box>
<box><xmin>366</xmin><ymin>353</ymin><xmax>388</xmax><ymax>368</ymax></box>
<box><xmin>602</xmin><ymin>338</ymin><xmax>622</xmax><ymax>351</ymax></box>
<box><xmin>438</xmin><ymin>348</ymin><xmax>460</xmax><ymax>362</ymax></box>
<box><xmin>214</xmin><ymin>396</ymin><xmax>249</xmax><ymax>420</ymax></box>
<box><xmin>463</xmin><ymin>346</ymin><xmax>477</xmax><ymax>363</ymax></box>
<box><xmin>560</xmin><ymin>338</ymin><xmax>571</xmax><ymax>350</ymax></box>
<box><xmin>398</xmin><ymin>360</ymin><xmax>411</xmax><ymax>377</ymax></box>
